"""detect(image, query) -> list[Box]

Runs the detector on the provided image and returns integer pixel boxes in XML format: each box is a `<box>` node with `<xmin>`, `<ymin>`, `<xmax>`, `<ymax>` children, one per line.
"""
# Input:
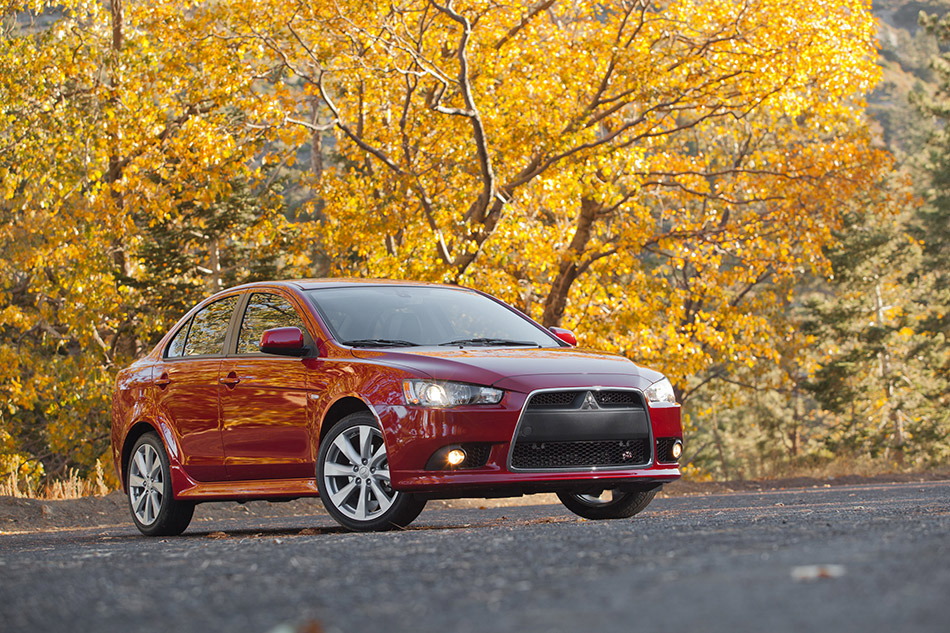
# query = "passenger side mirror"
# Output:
<box><xmin>260</xmin><ymin>327</ymin><xmax>308</xmax><ymax>357</ymax></box>
<box><xmin>549</xmin><ymin>327</ymin><xmax>578</xmax><ymax>347</ymax></box>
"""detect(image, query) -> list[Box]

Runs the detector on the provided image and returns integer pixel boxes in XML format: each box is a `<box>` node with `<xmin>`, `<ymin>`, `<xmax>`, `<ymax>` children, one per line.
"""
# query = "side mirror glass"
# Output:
<box><xmin>549</xmin><ymin>326</ymin><xmax>578</xmax><ymax>347</ymax></box>
<box><xmin>259</xmin><ymin>327</ymin><xmax>308</xmax><ymax>357</ymax></box>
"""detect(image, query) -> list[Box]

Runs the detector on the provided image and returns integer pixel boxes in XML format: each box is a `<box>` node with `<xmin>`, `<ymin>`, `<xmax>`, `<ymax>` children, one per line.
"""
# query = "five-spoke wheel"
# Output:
<box><xmin>126</xmin><ymin>433</ymin><xmax>194</xmax><ymax>536</ymax></box>
<box><xmin>317</xmin><ymin>412</ymin><xmax>425</xmax><ymax>531</ymax></box>
<box><xmin>557</xmin><ymin>488</ymin><xmax>656</xmax><ymax>520</ymax></box>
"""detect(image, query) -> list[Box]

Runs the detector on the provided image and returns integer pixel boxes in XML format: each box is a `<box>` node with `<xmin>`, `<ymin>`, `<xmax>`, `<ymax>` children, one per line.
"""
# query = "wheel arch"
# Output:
<box><xmin>318</xmin><ymin>396</ymin><xmax>376</xmax><ymax>448</ymax></box>
<box><xmin>120</xmin><ymin>421</ymin><xmax>162</xmax><ymax>492</ymax></box>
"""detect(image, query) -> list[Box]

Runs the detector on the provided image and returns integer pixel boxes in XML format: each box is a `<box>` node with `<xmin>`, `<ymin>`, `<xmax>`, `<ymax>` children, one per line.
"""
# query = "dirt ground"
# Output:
<box><xmin>2</xmin><ymin>471</ymin><xmax>948</xmax><ymax>534</ymax></box>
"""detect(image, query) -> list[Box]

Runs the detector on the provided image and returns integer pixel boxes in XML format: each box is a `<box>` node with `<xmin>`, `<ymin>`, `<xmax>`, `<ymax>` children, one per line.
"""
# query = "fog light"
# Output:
<box><xmin>671</xmin><ymin>440</ymin><xmax>683</xmax><ymax>460</ymax></box>
<box><xmin>446</xmin><ymin>448</ymin><xmax>467</xmax><ymax>466</ymax></box>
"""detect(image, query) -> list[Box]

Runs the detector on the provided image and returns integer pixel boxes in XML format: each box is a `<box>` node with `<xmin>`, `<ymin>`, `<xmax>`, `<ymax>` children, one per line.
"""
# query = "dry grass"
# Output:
<box><xmin>706</xmin><ymin>452</ymin><xmax>930</xmax><ymax>483</ymax></box>
<box><xmin>0</xmin><ymin>459</ymin><xmax>112</xmax><ymax>499</ymax></box>
<box><xmin>772</xmin><ymin>453</ymin><xmax>922</xmax><ymax>480</ymax></box>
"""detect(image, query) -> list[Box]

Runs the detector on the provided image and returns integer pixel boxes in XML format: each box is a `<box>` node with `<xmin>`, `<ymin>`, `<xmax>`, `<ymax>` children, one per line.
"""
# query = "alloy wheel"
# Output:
<box><xmin>322</xmin><ymin>424</ymin><xmax>396</xmax><ymax>522</ymax></box>
<box><xmin>128</xmin><ymin>443</ymin><xmax>165</xmax><ymax>526</ymax></box>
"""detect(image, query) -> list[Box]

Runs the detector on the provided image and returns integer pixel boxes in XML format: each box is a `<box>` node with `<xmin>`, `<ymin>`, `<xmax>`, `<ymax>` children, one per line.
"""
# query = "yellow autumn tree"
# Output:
<box><xmin>236</xmin><ymin>0</ymin><xmax>888</xmax><ymax>395</ymax></box>
<box><xmin>1</xmin><ymin>0</ymin><xmax>894</xmax><ymax>488</ymax></box>
<box><xmin>0</xmin><ymin>0</ymin><xmax>310</xmax><ymax>485</ymax></box>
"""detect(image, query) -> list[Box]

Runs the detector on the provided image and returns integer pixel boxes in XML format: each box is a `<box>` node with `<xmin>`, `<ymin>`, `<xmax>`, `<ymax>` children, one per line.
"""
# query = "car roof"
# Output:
<box><xmin>226</xmin><ymin>278</ymin><xmax>465</xmax><ymax>292</ymax></box>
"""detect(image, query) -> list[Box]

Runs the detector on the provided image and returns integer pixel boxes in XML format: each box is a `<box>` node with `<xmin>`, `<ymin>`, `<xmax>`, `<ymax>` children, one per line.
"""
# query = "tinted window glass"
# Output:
<box><xmin>166</xmin><ymin>321</ymin><xmax>190</xmax><ymax>358</ymax></box>
<box><xmin>183</xmin><ymin>295</ymin><xmax>238</xmax><ymax>356</ymax></box>
<box><xmin>237</xmin><ymin>293</ymin><xmax>306</xmax><ymax>354</ymax></box>
<box><xmin>307</xmin><ymin>286</ymin><xmax>559</xmax><ymax>347</ymax></box>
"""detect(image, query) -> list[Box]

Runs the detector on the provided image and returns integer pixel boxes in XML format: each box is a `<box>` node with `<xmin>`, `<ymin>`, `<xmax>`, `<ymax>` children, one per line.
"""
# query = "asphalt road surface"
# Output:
<box><xmin>1</xmin><ymin>480</ymin><xmax>948</xmax><ymax>633</ymax></box>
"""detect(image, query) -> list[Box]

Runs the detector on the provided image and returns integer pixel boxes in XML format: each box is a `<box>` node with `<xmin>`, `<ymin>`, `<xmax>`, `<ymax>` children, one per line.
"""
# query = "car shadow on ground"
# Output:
<box><xmin>177</xmin><ymin>515</ymin><xmax>575</xmax><ymax>539</ymax></box>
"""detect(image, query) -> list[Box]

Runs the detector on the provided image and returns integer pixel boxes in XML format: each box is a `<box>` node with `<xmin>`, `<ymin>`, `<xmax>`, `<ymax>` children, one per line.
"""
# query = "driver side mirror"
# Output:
<box><xmin>260</xmin><ymin>327</ymin><xmax>308</xmax><ymax>357</ymax></box>
<box><xmin>549</xmin><ymin>326</ymin><xmax>577</xmax><ymax>347</ymax></box>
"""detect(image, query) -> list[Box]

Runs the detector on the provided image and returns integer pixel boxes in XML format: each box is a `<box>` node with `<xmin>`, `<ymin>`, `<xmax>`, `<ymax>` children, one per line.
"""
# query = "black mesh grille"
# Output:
<box><xmin>594</xmin><ymin>391</ymin><xmax>642</xmax><ymax>407</ymax></box>
<box><xmin>656</xmin><ymin>437</ymin><xmax>680</xmax><ymax>463</ymax></box>
<box><xmin>511</xmin><ymin>439</ymin><xmax>648</xmax><ymax>469</ymax></box>
<box><xmin>527</xmin><ymin>391</ymin><xmax>580</xmax><ymax>408</ymax></box>
<box><xmin>460</xmin><ymin>443</ymin><xmax>492</xmax><ymax>468</ymax></box>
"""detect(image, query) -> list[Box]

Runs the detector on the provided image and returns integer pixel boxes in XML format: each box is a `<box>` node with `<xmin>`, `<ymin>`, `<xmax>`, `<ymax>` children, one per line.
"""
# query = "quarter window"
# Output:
<box><xmin>183</xmin><ymin>295</ymin><xmax>239</xmax><ymax>356</ymax></box>
<box><xmin>166</xmin><ymin>322</ymin><xmax>190</xmax><ymax>358</ymax></box>
<box><xmin>237</xmin><ymin>293</ymin><xmax>306</xmax><ymax>354</ymax></box>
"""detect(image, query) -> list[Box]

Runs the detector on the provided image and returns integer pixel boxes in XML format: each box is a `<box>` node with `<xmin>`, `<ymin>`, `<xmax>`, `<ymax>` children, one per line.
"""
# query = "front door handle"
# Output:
<box><xmin>155</xmin><ymin>373</ymin><xmax>171</xmax><ymax>388</ymax></box>
<box><xmin>219</xmin><ymin>371</ymin><xmax>241</xmax><ymax>388</ymax></box>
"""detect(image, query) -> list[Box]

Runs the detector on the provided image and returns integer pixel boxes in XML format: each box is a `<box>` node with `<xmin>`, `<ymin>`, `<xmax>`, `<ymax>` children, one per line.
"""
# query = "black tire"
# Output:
<box><xmin>557</xmin><ymin>488</ymin><xmax>657</xmax><ymax>520</ymax></box>
<box><xmin>316</xmin><ymin>412</ymin><xmax>426</xmax><ymax>531</ymax></box>
<box><xmin>126</xmin><ymin>432</ymin><xmax>195</xmax><ymax>536</ymax></box>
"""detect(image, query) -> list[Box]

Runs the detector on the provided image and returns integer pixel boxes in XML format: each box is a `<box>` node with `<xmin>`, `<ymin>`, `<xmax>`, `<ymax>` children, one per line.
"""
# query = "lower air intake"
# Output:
<box><xmin>459</xmin><ymin>443</ymin><xmax>492</xmax><ymax>469</ymax></box>
<box><xmin>511</xmin><ymin>439</ymin><xmax>648</xmax><ymax>470</ymax></box>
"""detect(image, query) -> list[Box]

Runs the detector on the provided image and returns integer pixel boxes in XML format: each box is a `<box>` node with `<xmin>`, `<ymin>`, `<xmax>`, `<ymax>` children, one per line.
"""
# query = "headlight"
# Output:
<box><xmin>403</xmin><ymin>380</ymin><xmax>504</xmax><ymax>408</ymax></box>
<box><xmin>645</xmin><ymin>377</ymin><xmax>676</xmax><ymax>404</ymax></box>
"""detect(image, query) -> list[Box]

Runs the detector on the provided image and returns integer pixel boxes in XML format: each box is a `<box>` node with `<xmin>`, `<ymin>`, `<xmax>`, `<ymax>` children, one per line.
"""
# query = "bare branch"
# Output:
<box><xmin>317</xmin><ymin>71</ymin><xmax>405</xmax><ymax>175</ymax></box>
<box><xmin>430</xmin><ymin>0</ymin><xmax>497</xmax><ymax>224</ymax></box>
<box><xmin>493</xmin><ymin>0</ymin><xmax>556</xmax><ymax>50</ymax></box>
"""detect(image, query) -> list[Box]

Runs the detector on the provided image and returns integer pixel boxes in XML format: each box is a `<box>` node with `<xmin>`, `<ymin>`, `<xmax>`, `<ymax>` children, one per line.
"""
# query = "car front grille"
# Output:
<box><xmin>525</xmin><ymin>390</ymin><xmax>646</xmax><ymax>410</ymax></box>
<box><xmin>511</xmin><ymin>389</ymin><xmax>652</xmax><ymax>470</ymax></box>
<box><xmin>593</xmin><ymin>390</ymin><xmax>641</xmax><ymax>407</ymax></box>
<box><xmin>511</xmin><ymin>439</ymin><xmax>648</xmax><ymax>470</ymax></box>
<box><xmin>527</xmin><ymin>391</ymin><xmax>581</xmax><ymax>408</ymax></box>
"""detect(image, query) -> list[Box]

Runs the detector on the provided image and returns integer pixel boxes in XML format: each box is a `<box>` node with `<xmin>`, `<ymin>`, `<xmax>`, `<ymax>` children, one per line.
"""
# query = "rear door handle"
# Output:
<box><xmin>155</xmin><ymin>374</ymin><xmax>171</xmax><ymax>388</ymax></box>
<box><xmin>219</xmin><ymin>371</ymin><xmax>241</xmax><ymax>387</ymax></box>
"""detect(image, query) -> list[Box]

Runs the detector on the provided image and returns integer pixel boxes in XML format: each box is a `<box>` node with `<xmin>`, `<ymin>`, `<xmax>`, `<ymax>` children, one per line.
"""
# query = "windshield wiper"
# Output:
<box><xmin>341</xmin><ymin>338</ymin><xmax>418</xmax><ymax>348</ymax></box>
<box><xmin>439</xmin><ymin>338</ymin><xmax>541</xmax><ymax>347</ymax></box>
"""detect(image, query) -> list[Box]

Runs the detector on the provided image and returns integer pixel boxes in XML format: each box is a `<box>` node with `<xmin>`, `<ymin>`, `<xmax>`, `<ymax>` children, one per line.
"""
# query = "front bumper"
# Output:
<box><xmin>378</xmin><ymin>388</ymin><xmax>683</xmax><ymax>495</ymax></box>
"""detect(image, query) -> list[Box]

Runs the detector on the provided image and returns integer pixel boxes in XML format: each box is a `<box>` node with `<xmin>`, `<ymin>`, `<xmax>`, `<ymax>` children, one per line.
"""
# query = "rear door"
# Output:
<box><xmin>219</xmin><ymin>292</ymin><xmax>313</xmax><ymax>480</ymax></box>
<box><xmin>153</xmin><ymin>294</ymin><xmax>240</xmax><ymax>482</ymax></box>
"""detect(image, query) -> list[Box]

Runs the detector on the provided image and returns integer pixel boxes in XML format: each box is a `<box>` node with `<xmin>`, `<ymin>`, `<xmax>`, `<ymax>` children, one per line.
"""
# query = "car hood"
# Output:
<box><xmin>349</xmin><ymin>346</ymin><xmax>664</xmax><ymax>393</ymax></box>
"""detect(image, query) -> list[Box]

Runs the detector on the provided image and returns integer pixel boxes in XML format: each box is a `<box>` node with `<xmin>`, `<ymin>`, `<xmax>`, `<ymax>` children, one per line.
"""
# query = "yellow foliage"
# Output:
<box><xmin>0</xmin><ymin>0</ymin><xmax>894</xmax><ymax>486</ymax></box>
<box><xmin>247</xmin><ymin>0</ymin><xmax>889</xmax><ymax>391</ymax></box>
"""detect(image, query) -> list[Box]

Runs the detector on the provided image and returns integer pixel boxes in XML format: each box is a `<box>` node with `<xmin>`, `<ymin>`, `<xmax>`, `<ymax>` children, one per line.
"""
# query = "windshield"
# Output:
<box><xmin>306</xmin><ymin>286</ymin><xmax>561</xmax><ymax>348</ymax></box>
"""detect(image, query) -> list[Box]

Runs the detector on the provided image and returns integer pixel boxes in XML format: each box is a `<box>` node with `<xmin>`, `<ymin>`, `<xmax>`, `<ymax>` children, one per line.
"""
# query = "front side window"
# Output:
<box><xmin>237</xmin><ymin>293</ymin><xmax>306</xmax><ymax>354</ymax></box>
<box><xmin>182</xmin><ymin>295</ymin><xmax>239</xmax><ymax>356</ymax></box>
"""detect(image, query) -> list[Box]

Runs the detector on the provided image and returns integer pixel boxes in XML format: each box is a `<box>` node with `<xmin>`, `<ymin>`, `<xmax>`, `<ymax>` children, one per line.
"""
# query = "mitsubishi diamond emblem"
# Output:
<box><xmin>581</xmin><ymin>391</ymin><xmax>599</xmax><ymax>410</ymax></box>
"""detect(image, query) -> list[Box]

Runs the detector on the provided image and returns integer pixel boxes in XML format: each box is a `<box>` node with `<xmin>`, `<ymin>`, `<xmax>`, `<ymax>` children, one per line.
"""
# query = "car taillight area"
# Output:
<box><xmin>508</xmin><ymin>389</ymin><xmax>653</xmax><ymax>471</ymax></box>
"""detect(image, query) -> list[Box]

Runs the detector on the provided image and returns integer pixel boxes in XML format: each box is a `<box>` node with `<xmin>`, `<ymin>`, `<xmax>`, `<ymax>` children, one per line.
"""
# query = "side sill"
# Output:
<box><xmin>174</xmin><ymin>477</ymin><xmax>320</xmax><ymax>502</ymax></box>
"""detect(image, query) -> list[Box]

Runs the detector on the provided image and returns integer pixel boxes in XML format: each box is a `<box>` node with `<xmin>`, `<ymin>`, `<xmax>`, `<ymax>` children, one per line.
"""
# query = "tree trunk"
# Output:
<box><xmin>790</xmin><ymin>388</ymin><xmax>800</xmax><ymax>457</ymax></box>
<box><xmin>311</xmin><ymin>98</ymin><xmax>323</xmax><ymax>184</ymax></box>
<box><xmin>107</xmin><ymin>0</ymin><xmax>136</xmax><ymax>360</ymax></box>
<box><xmin>874</xmin><ymin>283</ymin><xmax>903</xmax><ymax>459</ymax></box>
<box><xmin>712</xmin><ymin>404</ymin><xmax>730</xmax><ymax>480</ymax></box>
<box><xmin>541</xmin><ymin>196</ymin><xmax>601</xmax><ymax>327</ymax></box>
<box><xmin>209</xmin><ymin>237</ymin><xmax>222</xmax><ymax>292</ymax></box>
<box><xmin>107</xmin><ymin>0</ymin><xmax>124</xmax><ymax>194</ymax></box>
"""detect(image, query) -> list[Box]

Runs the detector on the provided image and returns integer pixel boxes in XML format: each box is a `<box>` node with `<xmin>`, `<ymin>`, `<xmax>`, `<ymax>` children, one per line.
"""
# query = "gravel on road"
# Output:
<box><xmin>1</xmin><ymin>479</ymin><xmax>948</xmax><ymax>633</ymax></box>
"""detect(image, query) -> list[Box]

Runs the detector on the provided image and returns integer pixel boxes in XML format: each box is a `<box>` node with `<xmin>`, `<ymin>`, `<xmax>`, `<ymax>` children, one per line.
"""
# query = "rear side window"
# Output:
<box><xmin>181</xmin><ymin>295</ymin><xmax>239</xmax><ymax>357</ymax></box>
<box><xmin>237</xmin><ymin>293</ymin><xmax>306</xmax><ymax>354</ymax></box>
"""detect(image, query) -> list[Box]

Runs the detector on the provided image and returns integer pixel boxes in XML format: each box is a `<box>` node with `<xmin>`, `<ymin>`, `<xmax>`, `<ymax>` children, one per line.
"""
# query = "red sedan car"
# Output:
<box><xmin>111</xmin><ymin>279</ymin><xmax>683</xmax><ymax>534</ymax></box>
